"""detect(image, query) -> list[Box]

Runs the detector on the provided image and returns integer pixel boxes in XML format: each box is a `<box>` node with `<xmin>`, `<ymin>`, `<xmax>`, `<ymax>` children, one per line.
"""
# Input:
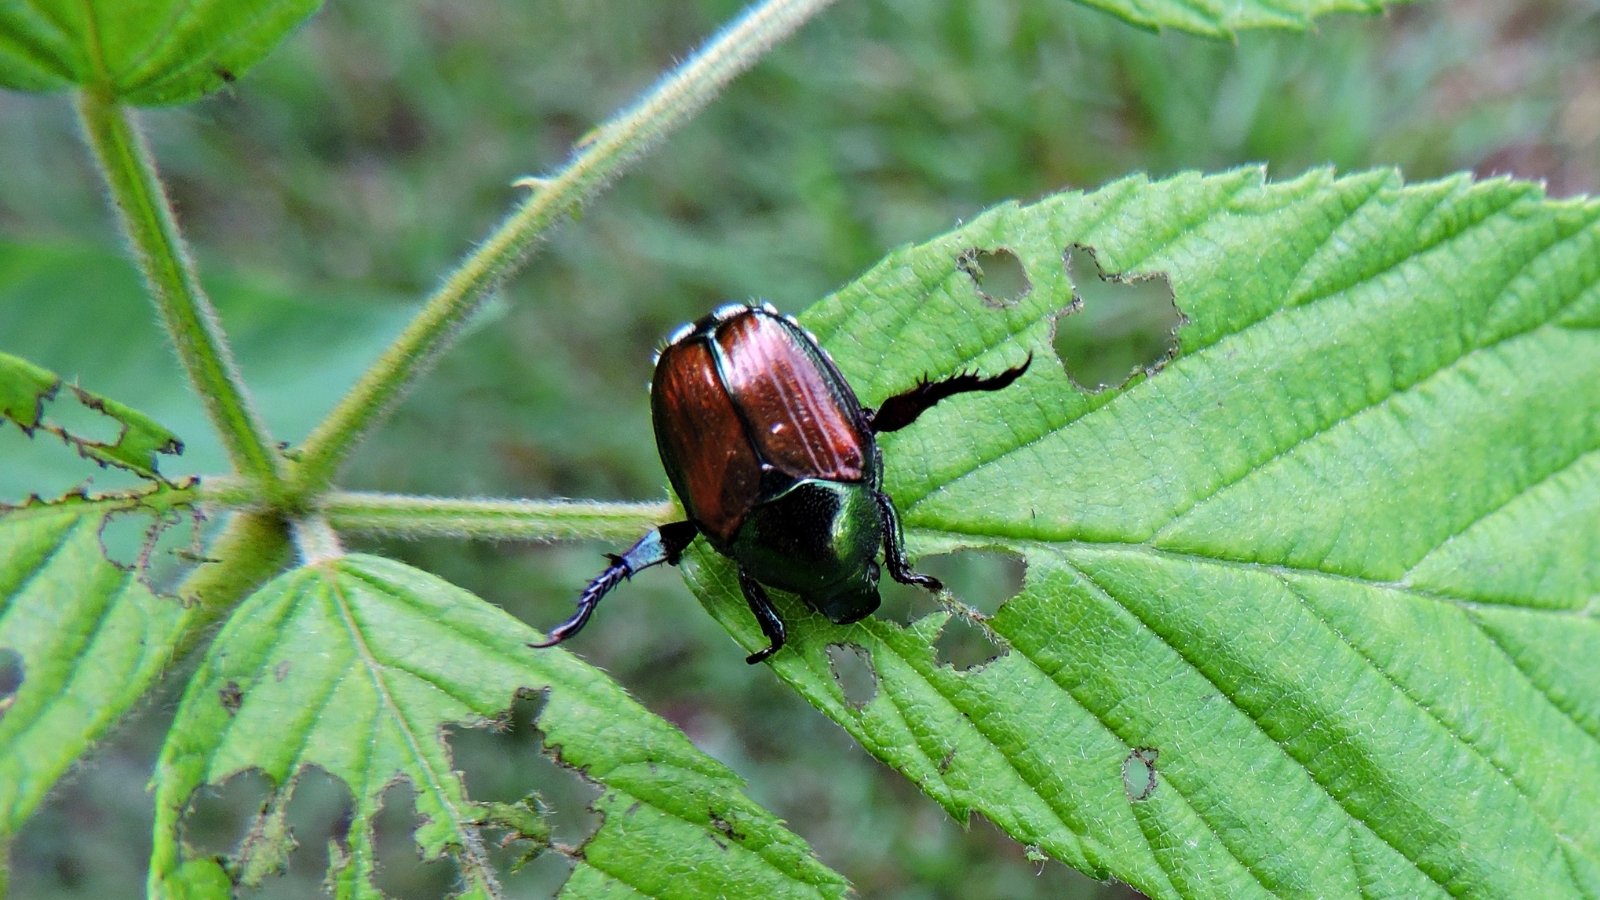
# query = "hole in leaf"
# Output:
<box><xmin>39</xmin><ymin>386</ymin><xmax>124</xmax><ymax>447</ymax></box>
<box><xmin>921</xmin><ymin>550</ymin><xmax>1025</xmax><ymax>616</ymax></box>
<box><xmin>243</xmin><ymin>768</ymin><xmax>357</xmax><ymax>899</ymax></box>
<box><xmin>1122</xmin><ymin>747</ymin><xmax>1160</xmax><ymax>802</ymax></box>
<box><xmin>371</xmin><ymin>780</ymin><xmax>460</xmax><ymax>899</ymax></box>
<box><xmin>184</xmin><ymin>767</ymin><xmax>357</xmax><ymax>896</ymax></box>
<box><xmin>182</xmin><ymin>769</ymin><xmax>276</xmax><ymax>860</ymax></box>
<box><xmin>873</xmin><ymin>577</ymin><xmax>921</xmax><ymax>626</ymax></box>
<box><xmin>96</xmin><ymin>505</ymin><xmax>205</xmax><ymax>594</ymax></box>
<box><xmin>488</xmin><ymin>810</ymin><xmax>571</xmax><ymax>896</ymax></box>
<box><xmin>1053</xmin><ymin>245</ymin><xmax>1183</xmax><ymax>392</ymax></box>
<box><xmin>449</xmin><ymin>690</ymin><xmax>598</xmax><ymax>855</ymax></box>
<box><xmin>879</xmin><ymin>549</ymin><xmax>1026</xmax><ymax>624</ymax></box>
<box><xmin>827</xmin><ymin>643</ymin><xmax>878</xmax><ymax>707</ymax></box>
<box><xmin>0</xmin><ymin>648</ymin><xmax>23</xmax><ymax>718</ymax></box>
<box><xmin>97</xmin><ymin>506</ymin><xmax>157</xmax><ymax>570</ymax></box>
<box><xmin>958</xmin><ymin>247</ymin><xmax>1031</xmax><ymax>307</ymax></box>
<box><xmin>933</xmin><ymin>614</ymin><xmax>1005</xmax><ymax>671</ymax></box>
<box><xmin>151</xmin><ymin>506</ymin><xmax>208</xmax><ymax>587</ymax></box>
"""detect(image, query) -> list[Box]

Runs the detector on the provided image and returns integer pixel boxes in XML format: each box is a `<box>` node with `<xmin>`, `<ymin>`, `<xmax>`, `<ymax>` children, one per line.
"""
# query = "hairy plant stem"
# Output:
<box><xmin>292</xmin><ymin>516</ymin><xmax>345</xmax><ymax>562</ymax></box>
<box><xmin>320</xmin><ymin>492</ymin><xmax>673</xmax><ymax>542</ymax></box>
<box><xmin>287</xmin><ymin>0</ymin><xmax>839</xmax><ymax>499</ymax></box>
<box><xmin>73</xmin><ymin>88</ymin><xmax>286</xmax><ymax>495</ymax></box>
<box><xmin>170</xmin><ymin>511</ymin><xmax>292</xmax><ymax>660</ymax></box>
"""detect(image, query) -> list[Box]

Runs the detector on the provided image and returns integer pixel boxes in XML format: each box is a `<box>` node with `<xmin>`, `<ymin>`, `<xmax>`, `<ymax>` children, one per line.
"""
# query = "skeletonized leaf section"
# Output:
<box><xmin>150</xmin><ymin>554</ymin><xmax>846</xmax><ymax>898</ymax></box>
<box><xmin>0</xmin><ymin>0</ymin><xmax>320</xmax><ymax>105</ymax></box>
<box><xmin>682</xmin><ymin>168</ymin><xmax>1600</xmax><ymax>899</ymax></box>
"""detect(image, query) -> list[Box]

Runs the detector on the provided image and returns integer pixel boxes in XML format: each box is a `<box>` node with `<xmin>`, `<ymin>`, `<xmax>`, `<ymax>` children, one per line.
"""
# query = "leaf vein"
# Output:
<box><xmin>104</xmin><ymin>0</ymin><xmax>192</xmax><ymax>90</ymax></box>
<box><xmin>1401</xmin><ymin>444</ymin><xmax>1600</xmax><ymax>585</ymax></box>
<box><xmin>0</xmin><ymin>510</ymin><xmax>80</xmax><ymax>621</ymax></box>
<box><xmin>259</xmin><ymin>599</ymin><xmax>351</xmax><ymax>782</ymax></box>
<box><xmin>1463</xmin><ymin>610</ymin><xmax>1600</xmax><ymax>756</ymax></box>
<box><xmin>915</xmin><ymin>534</ymin><xmax>1595</xmax><ymax>622</ymax></box>
<box><xmin>863</xmin><ymin>626</ymin><xmax>1118</xmax><ymax>876</ymax></box>
<box><xmin>997</xmin><ymin>617</ymin><xmax>1300</xmax><ymax>897</ymax></box>
<box><xmin>1153</xmin><ymin>219</ymin><xmax>1595</xmax><ymax>541</ymax></box>
<box><xmin>1276</xmin><ymin>575</ymin><xmax>1600</xmax><ymax>885</ymax></box>
<box><xmin>323</xmin><ymin>565</ymin><xmax>499</xmax><ymax>892</ymax></box>
<box><xmin>1063</xmin><ymin>558</ymin><xmax>1455</xmax><ymax>894</ymax></box>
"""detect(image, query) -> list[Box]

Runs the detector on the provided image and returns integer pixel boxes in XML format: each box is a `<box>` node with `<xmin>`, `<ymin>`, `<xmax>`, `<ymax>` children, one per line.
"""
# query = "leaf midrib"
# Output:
<box><xmin>320</xmin><ymin>562</ymin><xmax>499</xmax><ymax>893</ymax></box>
<box><xmin>909</xmin><ymin>531</ymin><xmax>1592</xmax><ymax>620</ymax></box>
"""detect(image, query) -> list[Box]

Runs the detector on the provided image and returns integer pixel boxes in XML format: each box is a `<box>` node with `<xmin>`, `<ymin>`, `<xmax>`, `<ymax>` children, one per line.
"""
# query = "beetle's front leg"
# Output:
<box><xmin>872</xmin><ymin>489</ymin><xmax>942</xmax><ymax>593</ymax></box>
<box><xmin>866</xmin><ymin>353</ymin><xmax>1031</xmax><ymax>434</ymax></box>
<box><xmin>736</xmin><ymin>567</ymin><xmax>787</xmax><ymax>664</ymax></box>
<box><xmin>530</xmin><ymin>520</ymin><xmax>698</xmax><ymax>649</ymax></box>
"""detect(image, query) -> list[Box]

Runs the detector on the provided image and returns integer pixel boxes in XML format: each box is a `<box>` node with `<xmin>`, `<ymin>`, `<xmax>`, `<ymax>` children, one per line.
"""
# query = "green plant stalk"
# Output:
<box><xmin>320</xmin><ymin>492</ymin><xmax>673</xmax><ymax>542</ymax></box>
<box><xmin>170</xmin><ymin>510</ymin><xmax>292</xmax><ymax>659</ymax></box>
<box><xmin>286</xmin><ymin>0</ymin><xmax>840</xmax><ymax>498</ymax></box>
<box><xmin>73</xmin><ymin>88</ymin><xmax>285</xmax><ymax>494</ymax></box>
<box><xmin>291</xmin><ymin>515</ymin><xmax>344</xmax><ymax>562</ymax></box>
<box><xmin>190</xmin><ymin>477</ymin><xmax>261</xmax><ymax>510</ymax></box>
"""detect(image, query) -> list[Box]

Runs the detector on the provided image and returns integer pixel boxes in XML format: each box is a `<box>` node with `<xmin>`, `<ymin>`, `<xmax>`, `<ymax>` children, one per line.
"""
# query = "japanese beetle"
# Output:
<box><xmin>533</xmin><ymin>303</ymin><xmax>1029</xmax><ymax>663</ymax></box>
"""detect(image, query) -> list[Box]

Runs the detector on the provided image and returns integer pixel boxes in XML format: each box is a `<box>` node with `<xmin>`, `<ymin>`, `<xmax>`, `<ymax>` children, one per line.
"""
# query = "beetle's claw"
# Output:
<box><xmin>746</xmin><ymin>643</ymin><xmax>779</xmax><ymax>664</ymax></box>
<box><xmin>528</xmin><ymin>619</ymin><xmax>580</xmax><ymax>649</ymax></box>
<box><xmin>889</xmin><ymin>569</ymin><xmax>942</xmax><ymax>593</ymax></box>
<box><xmin>529</xmin><ymin>609</ymin><xmax>591</xmax><ymax>648</ymax></box>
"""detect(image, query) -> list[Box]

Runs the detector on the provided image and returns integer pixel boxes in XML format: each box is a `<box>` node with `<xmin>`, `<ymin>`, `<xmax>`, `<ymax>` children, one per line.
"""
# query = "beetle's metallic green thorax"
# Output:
<box><xmin>724</xmin><ymin>476</ymin><xmax>885</xmax><ymax>624</ymax></box>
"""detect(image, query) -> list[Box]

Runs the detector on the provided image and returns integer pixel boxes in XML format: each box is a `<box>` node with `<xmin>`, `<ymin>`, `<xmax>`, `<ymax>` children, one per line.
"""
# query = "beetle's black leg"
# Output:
<box><xmin>737</xmin><ymin>566</ymin><xmax>787</xmax><ymax>665</ymax></box>
<box><xmin>873</xmin><ymin>489</ymin><xmax>942</xmax><ymax>592</ymax></box>
<box><xmin>530</xmin><ymin>520</ymin><xmax>699</xmax><ymax>649</ymax></box>
<box><xmin>866</xmin><ymin>353</ymin><xmax>1032</xmax><ymax>434</ymax></box>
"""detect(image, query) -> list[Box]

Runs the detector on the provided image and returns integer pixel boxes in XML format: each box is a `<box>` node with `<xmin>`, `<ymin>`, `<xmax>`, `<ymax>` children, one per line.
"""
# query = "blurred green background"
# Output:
<box><xmin>1</xmin><ymin>0</ymin><xmax>1595</xmax><ymax>896</ymax></box>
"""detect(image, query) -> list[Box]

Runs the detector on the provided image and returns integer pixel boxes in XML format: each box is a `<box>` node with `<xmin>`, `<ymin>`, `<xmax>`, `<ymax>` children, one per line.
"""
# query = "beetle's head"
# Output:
<box><xmin>808</xmin><ymin>560</ymin><xmax>882</xmax><ymax>625</ymax></box>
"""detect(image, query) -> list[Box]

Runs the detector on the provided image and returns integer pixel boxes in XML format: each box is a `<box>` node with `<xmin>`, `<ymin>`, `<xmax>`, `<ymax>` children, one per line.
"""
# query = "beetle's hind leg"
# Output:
<box><xmin>866</xmin><ymin>353</ymin><xmax>1031</xmax><ymax>434</ymax></box>
<box><xmin>872</xmin><ymin>489</ymin><xmax>942</xmax><ymax>593</ymax></box>
<box><xmin>737</xmin><ymin>567</ymin><xmax>788</xmax><ymax>664</ymax></box>
<box><xmin>530</xmin><ymin>520</ymin><xmax>698</xmax><ymax>650</ymax></box>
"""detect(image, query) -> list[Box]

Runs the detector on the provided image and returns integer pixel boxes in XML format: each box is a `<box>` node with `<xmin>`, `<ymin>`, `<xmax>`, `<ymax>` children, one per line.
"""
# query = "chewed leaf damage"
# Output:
<box><xmin>1051</xmin><ymin>244</ymin><xmax>1184</xmax><ymax>392</ymax></box>
<box><xmin>0</xmin><ymin>350</ymin><xmax>184</xmax><ymax>480</ymax></box>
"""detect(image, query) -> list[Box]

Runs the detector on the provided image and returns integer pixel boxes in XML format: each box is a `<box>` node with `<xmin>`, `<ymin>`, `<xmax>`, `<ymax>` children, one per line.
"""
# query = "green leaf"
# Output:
<box><xmin>1076</xmin><ymin>0</ymin><xmax>1418</xmax><ymax>37</ymax></box>
<box><xmin>0</xmin><ymin>0</ymin><xmax>321</xmax><ymax>105</ymax></box>
<box><xmin>150</xmin><ymin>554</ymin><xmax>847</xmax><ymax>898</ymax></box>
<box><xmin>0</xmin><ymin>348</ymin><xmax>184</xmax><ymax>480</ymax></box>
<box><xmin>0</xmin><ymin>495</ymin><xmax>196</xmax><ymax>837</ymax></box>
<box><xmin>680</xmin><ymin>168</ymin><xmax>1600</xmax><ymax>897</ymax></box>
<box><xmin>0</xmin><ymin>352</ymin><xmax>56</xmax><ymax>430</ymax></box>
